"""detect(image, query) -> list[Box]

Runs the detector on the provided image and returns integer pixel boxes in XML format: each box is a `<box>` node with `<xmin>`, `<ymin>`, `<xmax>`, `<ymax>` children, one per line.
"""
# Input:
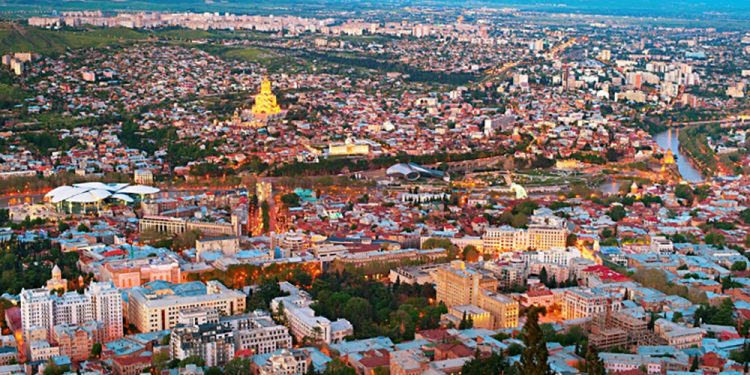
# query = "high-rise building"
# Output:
<box><xmin>22</xmin><ymin>283</ymin><xmax>124</xmax><ymax>343</ymax></box>
<box><xmin>87</xmin><ymin>281</ymin><xmax>124</xmax><ymax>342</ymax></box>
<box><xmin>53</xmin><ymin>292</ymin><xmax>93</xmax><ymax>327</ymax></box>
<box><xmin>20</xmin><ymin>288</ymin><xmax>54</xmax><ymax>340</ymax></box>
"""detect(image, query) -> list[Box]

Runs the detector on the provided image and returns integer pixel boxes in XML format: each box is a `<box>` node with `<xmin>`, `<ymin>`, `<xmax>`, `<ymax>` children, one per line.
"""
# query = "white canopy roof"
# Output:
<box><xmin>45</xmin><ymin>182</ymin><xmax>160</xmax><ymax>204</ymax></box>
<box><xmin>111</xmin><ymin>194</ymin><xmax>134</xmax><ymax>203</ymax></box>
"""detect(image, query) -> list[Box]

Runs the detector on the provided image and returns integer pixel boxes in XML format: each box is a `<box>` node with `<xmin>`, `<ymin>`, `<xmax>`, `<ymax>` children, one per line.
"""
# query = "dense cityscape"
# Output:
<box><xmin>0</xmin><ymin>1</ymin><xmax>750</xmax><ymax>375</ymax></box>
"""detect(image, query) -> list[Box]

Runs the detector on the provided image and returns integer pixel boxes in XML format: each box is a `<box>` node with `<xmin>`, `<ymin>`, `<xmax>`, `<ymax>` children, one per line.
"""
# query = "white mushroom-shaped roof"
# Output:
<box><xmin>45</xmin><ymin>182</ymin><xmax>159</xmax><ymax>204</ymax></box>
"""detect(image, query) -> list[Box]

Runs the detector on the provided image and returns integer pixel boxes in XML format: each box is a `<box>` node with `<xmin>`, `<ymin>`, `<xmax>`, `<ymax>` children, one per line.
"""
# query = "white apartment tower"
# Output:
<box><xmin>87</xmin><ymin>281</ymin><xmax>124</xmax><ymax>341</ymax></box>
<box><xmin>20</xmin><ymin>288</ymin><xmax>55</xmax><ymax>340</ymax></box>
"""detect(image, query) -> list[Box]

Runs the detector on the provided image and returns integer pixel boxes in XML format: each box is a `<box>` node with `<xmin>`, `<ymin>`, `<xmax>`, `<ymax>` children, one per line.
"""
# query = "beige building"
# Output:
<box><xmin>139</xmin><ymin>216</ymin><xmax>239</xmax><ymax>237</ymax></box>
<box><xmin>482</xmin><ymin>223</ymin><xmax>566</xmax><ymax>253</ymax></box>
<box><xmin>560</xmin><ymin>287</ymin><xmax>621</xmax><ymax>320</ymax></box>
<box><xmin>434</xmin><ymin>261</ymin><xmax>498</xmax><ymax>307</ymax></box>
<box><xmin>433</xmin><ymin>261</ymin><xmax>518</xmax><ymax>329</ymax></box>
<box><xmin>100</xmin><ymin>256</ymin><xmax>181</xmax><ymax>289</ymax></box>
<box><xmin>127</xmin><ymin>281</ymin><xmax>246</xmax><ymax>332</ymax></box>
<box><xmin>654</xmin><ymin>319</ymin><xmax>703</xmax><ymax>349</ymax></box>
<box><xmin>134</xmin><ymin>169</ymin><xmax>154</xmax><ymax>185</ymax></box>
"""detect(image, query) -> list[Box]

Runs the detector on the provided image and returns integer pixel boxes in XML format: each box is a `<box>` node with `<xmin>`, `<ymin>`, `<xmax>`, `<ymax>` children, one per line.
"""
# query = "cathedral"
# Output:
<box><xmin>251</xmin><ymin>77</ymin><xmax>281</xmax><ymax>117</ymax></box>
<box><xmin>231</xmin><ymin>77</ymin><xmax>282</xmax><ymax>128</ymax></box>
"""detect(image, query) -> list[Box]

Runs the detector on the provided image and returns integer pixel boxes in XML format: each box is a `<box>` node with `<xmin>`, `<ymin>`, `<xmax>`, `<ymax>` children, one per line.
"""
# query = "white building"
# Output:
<box><xmin>128</xmin><ymin>281</ymin><xmax>246</xmax><ymax>332</ymax></box>
<box><xmin>222</xmin><ymin>312</ymin><xmax>292</xmax><ymax>355</ymax></box>
<box><xmin>20</xmin><ymin>289</ymin><xmax>54</xmax><ymax>340</ymax></box>
<box><xmin>270</xmin><ymin>282</ymin><xmax>352</xmax><ymax>344</ymax></box>
<box><xmin>22</xmin><ymin>283</ymin><xmax>124</xmax><ymax>343</ymax></box>
<box><xmin>53</xmin><ymin>292</ymin><xmax>93</xmax><ymax>327</ymax></box>
<box><xmin>87</xmin><ymin>281</ymin><xmax>124</xmax><ymax>342</ymax></box>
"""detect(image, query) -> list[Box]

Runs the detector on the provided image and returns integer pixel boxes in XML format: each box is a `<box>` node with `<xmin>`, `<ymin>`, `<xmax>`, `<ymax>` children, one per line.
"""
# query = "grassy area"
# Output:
<box><xmin>222</xmin><ymin>46</ymin><xmax>276</xmax><ymax>63</ymax></box>
<box><xmin>0</xmin><ymin>82</ymin><xmax>26</xmax><ymax>109</ymax></box>
<box><xmin>0</xmin><ymin>23</ymin><xmax>147</xmax><ymax>55</ymax></box>
<box><xmin>197</xmin><ymin>43</ymin><xmax>310</xmax><ymax>73</ymax></box>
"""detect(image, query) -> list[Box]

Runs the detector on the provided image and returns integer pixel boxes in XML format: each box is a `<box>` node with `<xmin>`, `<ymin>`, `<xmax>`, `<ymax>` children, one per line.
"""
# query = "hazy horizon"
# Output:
<box><xmin>2</xmin><ymin>0</ymin><xmax>750</xmax><ymax>19</ymax></box>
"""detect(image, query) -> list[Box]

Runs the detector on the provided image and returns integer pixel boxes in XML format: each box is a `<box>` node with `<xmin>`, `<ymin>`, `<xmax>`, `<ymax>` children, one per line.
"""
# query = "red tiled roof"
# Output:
<box><xmin>113</xmin><ymin>356</ymin><xmax>151</xmax><ymax>366</ymax></box>
<box><xmin>435</xmin><ymin>343</ymin><xmax>474</xmax><ymax>357</ymax></box>
<box><xmin>583</xmin><ymin>265</ymin><xmax>630</xmax><ymax>282</ymax></box>
<box><xmin>418</xmin><ymin>329</ymin><xmax>453</xmax><ymax>342</ymax></box>
<box><xmin>358</xmin><ymin>350</ymin><xmax>390</xmax><ymax>368</ymax></box>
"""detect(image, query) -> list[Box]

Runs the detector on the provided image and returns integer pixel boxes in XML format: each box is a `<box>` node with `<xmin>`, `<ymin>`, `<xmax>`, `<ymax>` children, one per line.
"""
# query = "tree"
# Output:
<box><xmin>731</xmin><ymin>261</ymin><xmax>747</xmax><ymax>271</ymax></box>
<box><xmin>43</xmin><ymin>362</ymin><xmax>69</xmax><ymax>375</ymax></box>
<box><xmin>741</xmin><ymin>209</ymin><xmax>750</xmax><ymax>225</ymax></box>
<box><xmin>740</xmin><ymin>320</ymin><xmax>750</xmax><ymax>338</ymax></box>
<box><xmin>607</xmin><ymin>205</ymin><xmax>627</xmax><ymax>221</ymax></box>
<box><xmin>206</xmin><ymin>367</ymin><xmax>224</xmax><ymax>375</ymax></box>
<box><xmin>225</xmin><ymin>358</ymin><xmax>252</xmax><ymax>375</ymax></box>
<box><xmin>322</xmin><ymin>358</ymin><xmax>356</xmax><ymax>375</ymax></box>
<box><xmin>675</xmin><ymin>184</ymin><xmax>694</xmax><ymax>205</ymax></box>
<box><xmin>341</xmin><ymin>297</ymin><xmax>374</xmax><ymax>334</ymax></box>
<box><xmin>77</xmin><ymin>223</ymin><xmax>90</xmax><ymax>232</ymax></box>
<box><xmin>690</xmin><ymin>356</ymin><xmax>700</xmax><ymax>372</ymax></box>
<box><xmin>463</xmin><ymin>245</ymin><xmax>480</xmax><ymax>262</ymax></box>
<box><xmin>179</xmin><ymin>356</ymin><xmax>206</xmax><ymax>368</ymax></box>
<box><xmin>462</xmin><ymin>352</ymin><xmax>508</xmax><ymax>375</ymax></box>
<box><xmin>151</xmin><ymin>350</ymin><xmax>170</xmax><ymax>373</ymax></box>
<box><xmin>57</xmin><ymin>222</ymin><xmax>70</xmax><ymax>233</ymax></box>
<box><xmin>585</xmin><ymin>344</ymin><xmax>605</xmax><ymax>375</ymax></box>
<box><xmin>516</xmin><ymin>306</ymin><xmax>552</xmax><ymax>375</ymax></box>
<box><xmin>281</xmin><ymin>193</ymin><xmax>301</xmax><ymax>207</ymax></box>
<box><xmin>261</xmin><ymin>201</ymin><xmax>270</xmax><ymax>233</ymax></box>
<box><xmin>647</xmin><ymin>311</ymin><xmax>657</xmax><ymax>331</ymax></box>
<box><xmin>539</xmin><ymin>267</ymin><xmax>549</xmax><ymax>286</ymax></box>
<box><xmin>90</xmin><ymin>342</ymin><xmax>102</xmax><ymax>358</ymax></box>
<box><xmin>459</xmin><ymin>311</ymin><xmax>474</xmax><ymax>329</ymax></box>
<box><xmin>705</xmin><ymin>232</ymin><xmax>726</xmax><ymax>247</ymax></box>
<box><xmin>508</xmin><ymin>343</ymin><xmax>524</xmax><ymax>356</ymax></box>
<box><xmin>566</xmin><ymin>233</ymin><xmax>577</xmax><ymax>247</ymax></box>
<box><xmin>671</xmin><ymin>312</ymin><xmax>683</xmax><ymax>323</ymax></box>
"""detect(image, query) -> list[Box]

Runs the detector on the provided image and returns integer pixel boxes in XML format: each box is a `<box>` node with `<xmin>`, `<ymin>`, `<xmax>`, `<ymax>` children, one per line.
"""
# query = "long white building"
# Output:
<box><xmin>270</xmin><ymin>282</ymin><xmax>352</xmax><ymax>344</ymax></box>
<box><xmin>128</xmin><ymin>280</ymin><xmax>246</xmax><ymax>332</ymax></box>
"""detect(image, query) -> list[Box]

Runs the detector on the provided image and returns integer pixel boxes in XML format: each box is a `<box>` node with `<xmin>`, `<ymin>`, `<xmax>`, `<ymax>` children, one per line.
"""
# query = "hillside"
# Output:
<box><xmin>0</xmin><ymin>23</ymin><xmax>147</xmax><ymax>55</ymax></box>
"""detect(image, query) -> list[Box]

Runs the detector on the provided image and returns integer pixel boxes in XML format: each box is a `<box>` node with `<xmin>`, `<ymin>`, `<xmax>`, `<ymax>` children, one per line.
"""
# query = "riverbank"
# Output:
<box><xmin>653</xmin><ymin>128</ymin><xmax>704</xmax><ymax>183</ymax></box>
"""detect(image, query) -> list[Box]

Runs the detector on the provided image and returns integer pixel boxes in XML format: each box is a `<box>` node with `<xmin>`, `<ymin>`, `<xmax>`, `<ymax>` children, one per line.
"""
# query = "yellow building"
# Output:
<box><xmin>251</xmin><ymin>77</ymin><xmax>281</xmax><ymax>117</ymax></box>
<box><xmin>434</xmin><ymin>261</ymin><xmax>497</xmax><ymax>307</ymax></box>
<box><xmin>477</xmin><ymin>290</ymin><xmax>519</xmax><ymax>329</ymax></box>
<box><xmin>434</xmin><ymin>261</ymin><xmax>518</xmax><ymax>329</ymax></box>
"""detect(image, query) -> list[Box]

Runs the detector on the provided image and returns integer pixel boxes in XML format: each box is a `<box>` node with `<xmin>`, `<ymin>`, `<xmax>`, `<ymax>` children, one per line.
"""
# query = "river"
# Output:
<box><xmin>653</xmin><ymin>128</ymin><xmax>703</xmax><ymax>183</ymax></box>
